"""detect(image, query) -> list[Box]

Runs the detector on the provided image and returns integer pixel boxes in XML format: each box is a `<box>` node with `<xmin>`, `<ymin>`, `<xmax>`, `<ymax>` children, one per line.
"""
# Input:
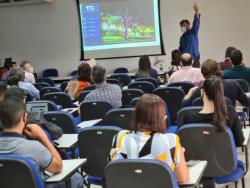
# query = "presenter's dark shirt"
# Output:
<box><xmin>181</xmin><ymin>79</ymin><xmax>249</xmax><ymax>107</ymax></box>
<box><xmin>179</xmin><ymin>15</ymin><xmax>200</xmax><ymax>61</ymax></box>
<box><xmin>177</xmin><ymin>106</ymin><xmax>245</xmax><ymax>147</ymax></box>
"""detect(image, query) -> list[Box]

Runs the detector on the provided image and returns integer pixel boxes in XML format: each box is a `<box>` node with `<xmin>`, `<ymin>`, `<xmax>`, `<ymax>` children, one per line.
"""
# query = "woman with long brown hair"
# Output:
<box><xmin>110</xmin><ymin>94</ymin><xmax>189</xmax><ymax>183</ymax></box>
<box><xmin>135</xmin><ymin>55</ymin><xmax>158</xmax><ymax>81</ymax></box>
<box><xmin>179</xmin><ymin>76</ymin><xmax>244</xmax><ymax>146</ymax></box>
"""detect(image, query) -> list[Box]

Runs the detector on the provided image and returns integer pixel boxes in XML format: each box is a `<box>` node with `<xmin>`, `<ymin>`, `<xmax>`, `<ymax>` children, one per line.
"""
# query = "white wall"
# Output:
<box><xmin>0</xmin><ymin>0</ymin><xmax>249</xmax><ymax>76</ymax></box>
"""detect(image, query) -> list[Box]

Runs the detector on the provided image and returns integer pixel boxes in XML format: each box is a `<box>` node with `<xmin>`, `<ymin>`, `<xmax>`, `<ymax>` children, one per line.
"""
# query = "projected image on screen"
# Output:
<box><xmin>78</xmin><ymin>0</ymin><xmax>165</xmax><ymax>60</ymax></box>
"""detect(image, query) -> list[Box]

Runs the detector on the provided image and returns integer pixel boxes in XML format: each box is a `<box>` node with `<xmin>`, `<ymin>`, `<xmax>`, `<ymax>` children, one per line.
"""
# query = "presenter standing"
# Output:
<box><xmin>179</xmin><ymin>3</ymin><xmax>201</xmax><ymax>67</ymax></box>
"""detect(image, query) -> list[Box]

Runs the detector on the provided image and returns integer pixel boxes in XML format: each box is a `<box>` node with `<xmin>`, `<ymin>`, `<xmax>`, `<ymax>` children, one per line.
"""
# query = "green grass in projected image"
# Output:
<box><xmin>101</xmin><ymin>14</ymin><xmax>156</xmax><ymax>44</ymax></box>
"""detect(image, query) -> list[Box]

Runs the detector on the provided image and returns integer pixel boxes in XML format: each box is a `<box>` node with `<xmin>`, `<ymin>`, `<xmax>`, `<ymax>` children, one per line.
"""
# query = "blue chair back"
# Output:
<box><xmin>60</xmin><ymin>81</ymin><xmax>68</xmax><ymax>92</ymax></box>
<box><xmin>80</xmin><ymin>101</ymin><xmax>113</xmax><ymax>121</ymax></box>
<box><xmin>78</xmin><ymin>90</ymin><xmax>91</xmax><ymax>104</ymax></box>
<box><xmin>168</xmin><ymin>82</ymin><xmax>195</xmax><ymax>95</ymax></box>
<box><xmin>234</xmin><ymin>79</ymin><xmax>250</xmax><ymax>93</ymax></box>
<box><xmin>136</xmin><ymin>78</ymin><xmax>158</xmax><ymax>88</ymax></box>
<box><xmin>83</xmin><ymin>85</ymin><xmax>96</xmax><ymax>92</ymax></box>
<box><xmin>40</xmin><ymin>87</ymin><xmax>61</xmax><ymax>98</ymax></box>
<box><xmin>153</xmin><ymin>87</ymin><xmax>185</xmax><ymax>124</ymax></box>
<box><xmin>70</xmin><ymin>70</ymin><xmax>78</xmax><ymax>76</ymax></box>
<box><xmin>107</xmin><ymin>78</ymin><xmax>123</xmax><ymax>88</ymax></box>
<box><xmin>107</xmin><ymin>78</ymin><xmax>120</xmax><ymax>85</ymax></box>
<box><xmin>104</xmin><ymin>108</ymin><xmax>135</xmax><ymax>129</ymax></box>
<box><xmin>27</xmin><ymin>100</ymin><xmax>58</xmax><ymax>112</ymax></box>
<box><xmin>177</xmin><ymin>106</ymin><xmax>202</xmax><ymax>128</ymax></box>
<box><xmin>129</xmin><ymin>97</ymin><xmax>140</xmax><ymax>107</ymax></box>
<box><xmin>128</xmin><ymin>81</ymin><xmax>155</xmax><ymax>93</ymax></box>
<box><xmin>178</xmin><ymin>123</ymin><xmax>237</xmax><ymax>177</ymax></box>
<box><xmin>43</xmin><ymin>111</ymin><xmax>77</xmax><ymax>134</ymax></box>
<box><xmin>0</xmin><ymin>155</ymin><xmax>44</xmax><ymax>188</ymax></box>
<box><xmin>42</xmin><ymin>68</ymin><xmax>58</xmax><ymax>78</ymax></box>
<box><xmin>114</xmin><ymin>67</ymin><xmax>129</xmax><ymax>74</ymax></box>
<box><xmin>122</xmin><ymin>89</ymin><xmax>144</xmax><ymax>106</ymax></box>
<box><xmin>42</xmin><ymin>92</ymin><xmax>74</xmax><ymax>108</ymax></box>
<box><xmin>110</xmin><ymin>74</ymin><xmax>131</xmax><ymax>86</ymax></box>
<box><xmin>105</xmin><ymin>160</ymin><xmax>178</xmax><ymax>188</ymax></box>
<box><xmin>37</xmin><ymin>78</ymin><xmax>55</xmax><ymax>86</ymax></box>
<box><xmin>78</xmin><ymin>126</ymin><xmax>121</xmax><ymax>178</ymax></box>
<box><xmin>34</xmin><ymin>82</ymin><xmax>50</xmax><ymax>90</ymax></box>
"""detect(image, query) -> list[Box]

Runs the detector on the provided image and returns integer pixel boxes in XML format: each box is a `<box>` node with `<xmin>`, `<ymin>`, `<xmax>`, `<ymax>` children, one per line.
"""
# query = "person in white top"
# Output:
<box><xmin>20</xmin><ymin>61</ymin><xmax>36</xmax><ymax>84</ymax></box>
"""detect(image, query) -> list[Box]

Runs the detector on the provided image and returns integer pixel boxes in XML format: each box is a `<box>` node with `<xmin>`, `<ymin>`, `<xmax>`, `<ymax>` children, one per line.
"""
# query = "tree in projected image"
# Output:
<box><xmin>101</xmin><ymin>8</ymin><xmax>155</xmax><ymax>44</ymax></box>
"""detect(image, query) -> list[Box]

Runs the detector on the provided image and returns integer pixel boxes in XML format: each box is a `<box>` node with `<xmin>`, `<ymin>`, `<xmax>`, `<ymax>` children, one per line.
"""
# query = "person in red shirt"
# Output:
<box><xmin>72</xmin><ymin>63</ymin><xmax>91</xmax><ymax>100</ymax></box>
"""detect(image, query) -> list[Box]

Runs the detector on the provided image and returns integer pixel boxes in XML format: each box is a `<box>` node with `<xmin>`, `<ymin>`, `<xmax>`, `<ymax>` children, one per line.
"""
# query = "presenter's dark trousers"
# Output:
<box><xmin>193</xmin><ymin>55</ymin><xmax>200</xmax><ymax>68</ymax></box>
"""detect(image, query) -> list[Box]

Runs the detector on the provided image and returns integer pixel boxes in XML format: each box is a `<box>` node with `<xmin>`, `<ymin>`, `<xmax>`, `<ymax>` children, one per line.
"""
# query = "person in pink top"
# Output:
<box><xmin>168</xmin><ymin>53</ymin><xmax>204</xmax><ymax>86</ymax></box>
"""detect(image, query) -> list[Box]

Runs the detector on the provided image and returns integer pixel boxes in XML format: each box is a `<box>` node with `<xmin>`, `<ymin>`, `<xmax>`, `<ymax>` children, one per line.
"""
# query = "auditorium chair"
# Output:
<box><xmin>178</xmin><ymin>123</ymin><xmax>245</xmax><ymax>188</ymax></box>
<box><xmin>105</xmin><ymin>160</ymin><xmax>178</xmax><ymax>188</ymax></box>
<box><xmin>168</xmin><ymin>81</ymin><xmax>195</xmax><ymax>95</ymax></box>
<box><xmin>34</xmin><ymin>82</ymin><xmax>50</xmax><ymax>90</ymax></box>
<box><xmin>122</xmin><ymin>89</ymin><xmax>144</xmax><ymax>106</ymax></box>
<box><xmin>128</xmin><ymin>81</ymin><xmax>155</xmax><ymax>93</ymax></box>
<box><xmin>136</xmin><ymin>78</ymin><xmax>159</xmax><ymax>88</ymax></box>
<box><xmin>0</xmin><ymin>155</ymin><xmax>44</xmax><ymax>188</ymax></box>
<box><xmin>42</xmin><ymin>92</ymin><xmax>75</xmax><ymax>109</ymax></box>
<box><xmin>80</xmin><ymin>101</ymin><xmax>113</xmax><ymax>121</ymax></box>
<box><xmin>78</xmin><ymin>90</ymin><xmax>91</xmax><ymax>104</ymax></box>
<box><xmin>153</xmin><ymin>87</ymin><xmax>185</xmax><ymax>124</ymax></box>
<box><xmin>109</xmin><ymin>73</ymin><xmax>131</xmax><ymax>87</ymax></box>
<box><xmin>42</xmin><ymin>68</ymin><xmax>58</xmax><ymax>78</ymax></box>
<box><xmin>113</xmin><ymin>67</ymin><xmax>129</xmax><ymax>74</ymax></box>
<box><xmin>104</xmin><ymin>108</ymin><xmax>135</xmax><ymax>129</ymax></box>
<box><xmin>40</xmin><ymin>87</ymin><xmax>62</xmax><ymax>98</ymax></box>
<box><xmin>78</xmin><ymin>126</ymin><xmax>121</xmax><ymax>187</ymax></box>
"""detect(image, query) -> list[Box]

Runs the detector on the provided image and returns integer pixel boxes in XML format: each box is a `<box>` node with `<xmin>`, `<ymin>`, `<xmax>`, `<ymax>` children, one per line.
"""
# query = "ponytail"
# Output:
<box><xmin>203</xmin><ymin>76</ymin><xmax>228</xmax><ymax>131</ymax></box>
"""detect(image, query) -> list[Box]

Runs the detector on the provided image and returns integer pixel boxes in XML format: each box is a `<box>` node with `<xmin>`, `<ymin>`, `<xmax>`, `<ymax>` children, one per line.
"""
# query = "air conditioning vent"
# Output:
<box><xmin>0</xmin><ymin>0</ymin><xmax>55</xmax><ymax>7</ymax></box>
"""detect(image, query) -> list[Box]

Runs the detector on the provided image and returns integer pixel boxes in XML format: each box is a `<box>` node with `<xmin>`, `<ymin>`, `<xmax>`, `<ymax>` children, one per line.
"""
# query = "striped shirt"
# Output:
<box><xmin>84</xmin><ymin>83</ymin><xmax>122</xmax><ymax>108</ymax></box>
<box><xmin>110</xmin><ymin>130</ymin><xmax>181</xmax><ymax>170</ymax></box>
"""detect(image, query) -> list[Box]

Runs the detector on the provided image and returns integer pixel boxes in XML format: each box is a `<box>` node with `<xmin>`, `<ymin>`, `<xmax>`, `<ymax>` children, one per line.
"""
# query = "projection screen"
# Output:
<box><xmin>77</xmin><ymin>0</ymin><xmax>165</xmax><ymax>60</ymax></box>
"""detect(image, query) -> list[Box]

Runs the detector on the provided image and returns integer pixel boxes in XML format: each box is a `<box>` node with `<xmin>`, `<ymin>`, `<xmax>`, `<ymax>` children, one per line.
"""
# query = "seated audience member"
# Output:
<box><xmin>219</xmin><ymin>46</ymin><xmax>236</xmax><ymax>71</ymax></box>
<box><xmin>171</xmin><ymin>49</ymin><xmax>182</xmax><ymax>70</ymax></box>
<box><xmin>0</xmin><ymin>83</ymin><xmax>7</xmax><ymax>131</ymax></box>
<box><xmin>183</xmin><ymin>59</ymin><xmax>249</xmax><ymax>107</ymax></box>
<box><xmin>20</xmin><ymin>61</ymin><xmax>36</xmax><ymax>84</ymax></box>
<box><xmin>1</xmin><ymin>61</ymin><xmax>17</xmax><ymax>81</ymax></box>
<box><xmin>4</xmin><ymin>87</ymin><xmax>63</xmax><ymax>140</ymax></box>
<box><xmin>223</xmin><ymin>49</ymin><xmax>250</xmax><ymax>86</ymax></box>
<box><xmin>67</xmin><ymin>63</ymin><xmax>91</xmax><ymax>100</ymax></box>
<box><xmin>110</xmin><ymin>94</ymin><xmax>189</xmax><ymax>183</ymax></box>
<box><xmin>0</xmin><ymin>83</ymin><xmax>7</xmax><ymax>102</ymax></box>
<box><xmin>135</xmin><ymin>55</ymin><xmax>158</xmax><ymax>81</ymax></box>
<box><xmin>168</xmin><ymin>53</ymin><xmax>204</xmax><ymax>86</ymax></box>
<box><xmin>0</xmin><ymin>97</ymin><xmax>83</xmax><ymax>188</ymax></box>
<box><xmin>86</xmin><ymin>58</ymin><xmax>97</xmax><ymax>68</ymax></box>
<box><xmin>7</xmin><ymin>68</ymin><xmax>40</xmax><ymax>100</ymax></box>
<box><xmin>84</xmin><ymin>65</ymin><xmax>122</xmax><ymax>108</ymax></box>
<box><xmin>168</xmin><ymin>49</ymin><xmax>182</xmax><ymax>77</ymax></box>
<box><xmin>179</xmin><ymin>76</ymin><xmax>244</xmax><ymax>147</ymax></box>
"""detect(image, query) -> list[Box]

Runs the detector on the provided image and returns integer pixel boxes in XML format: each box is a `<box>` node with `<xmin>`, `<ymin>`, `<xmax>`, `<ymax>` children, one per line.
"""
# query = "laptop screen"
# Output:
<box><xmin>26</xmin><ymin>102</ymin><xmax>48</xmax><ymax>113</ymax></box>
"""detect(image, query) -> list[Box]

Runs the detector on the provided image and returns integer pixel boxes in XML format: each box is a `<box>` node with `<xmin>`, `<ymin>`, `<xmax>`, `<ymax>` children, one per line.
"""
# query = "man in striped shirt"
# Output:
<box><xmin>84</xmin><ymin>65</ymin><xmax>122</xmax><ymax>108</ymax></box>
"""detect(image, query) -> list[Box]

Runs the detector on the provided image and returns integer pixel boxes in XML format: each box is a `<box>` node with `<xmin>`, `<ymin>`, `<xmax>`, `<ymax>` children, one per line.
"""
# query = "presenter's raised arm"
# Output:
<box><xmin>191</xmin><ymin>3</ymin><xmax>200</xmax><ymax>34</ymax></box>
